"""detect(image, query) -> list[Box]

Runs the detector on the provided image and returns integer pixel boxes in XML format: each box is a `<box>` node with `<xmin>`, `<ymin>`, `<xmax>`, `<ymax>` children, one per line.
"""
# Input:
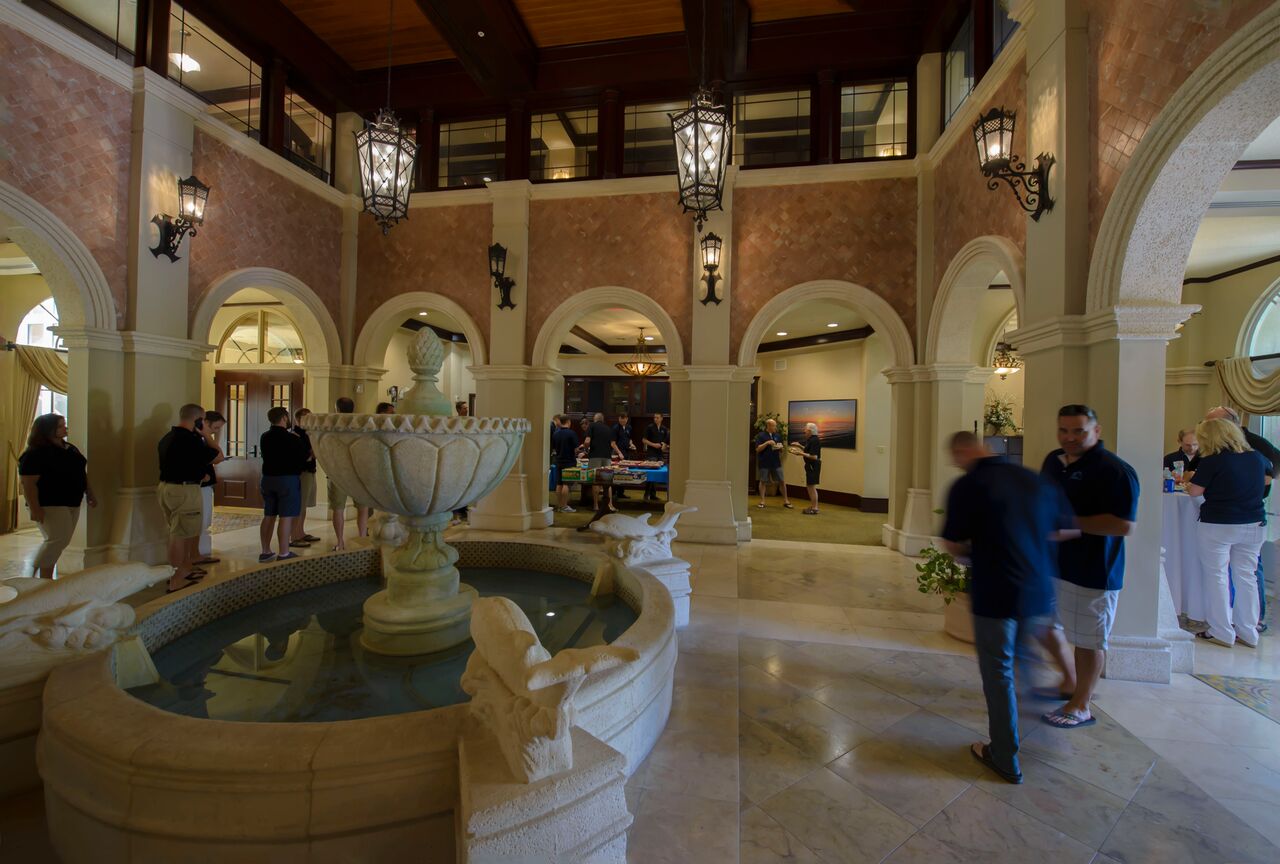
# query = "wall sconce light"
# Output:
<box><xmin>488</xmin><ymin>243</ymin><xmax>517</xmax><ymax>310</ymax></box>
<box><xmin>699</xmin><ymin>232</ymin><xmax>724</xmax><ymax>305</ymax></box>
<box><xmin>973</xmin><ymin>107</ymin><xmax>1054</xmax><ymax>221</ymax></box>
<box><xmin>150</xmin><ymin>174</ymin><xmax>210</xmax><ymax>261</ymax></box>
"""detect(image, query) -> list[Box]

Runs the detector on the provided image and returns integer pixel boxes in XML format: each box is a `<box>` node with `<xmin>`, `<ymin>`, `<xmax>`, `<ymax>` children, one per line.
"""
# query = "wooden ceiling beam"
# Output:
<box><xmin>412</xmin><ymin>0</ymin><xmax>537</xmax><ymax>98</ymax></box>
<box><xmin>680</xmin><ymin>0</ymin><xmax>751</xmax><ymax>90</ymax></box>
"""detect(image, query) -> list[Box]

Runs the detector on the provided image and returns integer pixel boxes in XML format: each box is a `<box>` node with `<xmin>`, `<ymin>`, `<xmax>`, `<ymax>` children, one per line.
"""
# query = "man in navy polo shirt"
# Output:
<box><xmin>1039</xmin><ymin>404</ymin><xmax>1139</xmax><ymax>730</ymax></box>
<box><xmin>943</xmin><ymin>432</ymin><xmax>1076</xmax><ymax>783</ymax></box>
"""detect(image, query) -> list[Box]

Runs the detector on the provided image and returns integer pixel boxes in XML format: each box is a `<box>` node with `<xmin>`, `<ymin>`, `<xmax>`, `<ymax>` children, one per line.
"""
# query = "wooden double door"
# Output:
<box><xmin>213</xmin><ymin>370</ymin><xmax>304</xmax><ymax>508</ymax></box>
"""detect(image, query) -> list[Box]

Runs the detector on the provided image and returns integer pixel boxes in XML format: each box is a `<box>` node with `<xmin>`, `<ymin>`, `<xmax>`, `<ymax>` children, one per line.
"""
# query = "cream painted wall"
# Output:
<box><xmin>756</xmin><ymin>339</ymin><xmax>891</xmax><ymax>499</ymax></box>
<box><xmin>380</xmin><ymin>329</ymin><xmax>475</xmax><ymax>410</ymax></box>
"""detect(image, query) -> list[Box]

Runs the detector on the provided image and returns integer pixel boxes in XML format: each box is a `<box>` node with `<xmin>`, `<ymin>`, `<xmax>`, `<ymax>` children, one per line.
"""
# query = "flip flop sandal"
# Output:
<box><xmin>1031</xmin><ymin>686</ymin><xmax>1074</xmax><ymax>701</ymax></box>
<box><xmin>757</xmin><ymin>503</ymin><xmax>766</xmax><ymax>509</ymax></box>
<box><xmin>276</xmin><ymin>552</ymin><xmax>301</xmax><ymax>561</ymax></box>
<box><xmin>258</xmin><ymin>553</ymin><xmax>277</xmax><ymax>563</ymax></box>
<box><xmin>970</xmin><ymin>743</ymin><xmax>1022</xmax><ymax>784</ymax></box>
<box><xmin>1195</xmin><ymin>631</ymin><xmax>1234</xmax><ymax>648</ymax></box>
<box><xmin>302</xmin><ymin>534</ymin><xmax>322</xmax><ymax>542</ymax></box>
<box><xmin>193</xmin><ymin>557</ymin><xmax>220</xmax><ymax>565</ymax></box>
<box><xmin>1042</xmin><ymin>710</ymin><xmax>1096</xmax><ymax>729</ymax></box>
<box><xmin>783</xmin><ymin>503</ymin><xmax>794</xmax><ymax>509</ymax></box>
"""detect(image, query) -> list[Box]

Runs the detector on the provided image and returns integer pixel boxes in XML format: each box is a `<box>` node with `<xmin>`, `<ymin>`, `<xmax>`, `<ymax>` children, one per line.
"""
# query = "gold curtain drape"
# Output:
<box><xmin>1</xmin><ymin>346</ymin><xmax>69</xmax><ymax>533</ymax></box>
<box><xmin>1215</xmin><ymin>356</ymin><xmax>1280</xmax><ymax>417</ymax></box>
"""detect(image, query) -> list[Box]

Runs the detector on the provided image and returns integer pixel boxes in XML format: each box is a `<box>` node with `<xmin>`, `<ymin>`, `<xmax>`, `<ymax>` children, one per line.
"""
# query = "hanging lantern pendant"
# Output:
<box><xmin>671</xmin><ymin>89</ymin><xmax>731</xmax><ymax>232</ymax></box>
<box><xmin>355</xmin><ymin>0</ymin><xmax>419</xmax><ymax>235</ymax></box>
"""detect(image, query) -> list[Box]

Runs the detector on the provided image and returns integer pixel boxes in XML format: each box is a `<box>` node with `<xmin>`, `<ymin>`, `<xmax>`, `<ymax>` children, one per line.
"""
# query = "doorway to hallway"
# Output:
<box><xmin>212</xmin><ymin>369</ymin><xmax>303</xmax><ymax>508</ymax></box>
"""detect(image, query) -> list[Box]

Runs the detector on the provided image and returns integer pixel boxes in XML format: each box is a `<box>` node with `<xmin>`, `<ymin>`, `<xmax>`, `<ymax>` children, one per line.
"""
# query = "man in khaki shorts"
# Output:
<box><xmin>329</xmin><ymin>396</ymin><xmax>369</xmax><ymax>550</ymax></box>
<box><xmin>157</xmin><ymin>403</ymin><xmax>219</xmax><ymax>593</ymax></box>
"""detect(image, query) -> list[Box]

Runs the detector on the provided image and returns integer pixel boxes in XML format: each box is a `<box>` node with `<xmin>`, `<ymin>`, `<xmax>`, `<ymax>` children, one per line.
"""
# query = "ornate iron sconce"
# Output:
<box><xmin>488</xmin><ymin>243</ymin><xmax>517</xmax><ymax>310</ymax></box>
<box><xmin>700</xmin><ymin>232</ymin><xmax>724</xmax><ymax>305</ymax></box>
<box><xmin>973</xmin><ymin>107</ymin><xmax>1054</xmax><ymax>221</ymax></box>
<box><xmin>150</xmin><ymin>174</ymin><xmax>210</xmax><ymax>261</ymax></box>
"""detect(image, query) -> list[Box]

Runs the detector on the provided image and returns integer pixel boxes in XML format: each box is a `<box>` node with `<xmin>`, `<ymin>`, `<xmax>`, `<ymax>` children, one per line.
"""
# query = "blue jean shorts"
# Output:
<box><xmin>261</xmin><ymin>474</ymin><xmax>302</xmax><ymax>518</ymax></box>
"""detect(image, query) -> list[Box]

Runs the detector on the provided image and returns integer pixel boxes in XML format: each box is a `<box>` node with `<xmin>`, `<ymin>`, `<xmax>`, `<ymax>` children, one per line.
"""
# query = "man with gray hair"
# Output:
<box><xmin>1190</xmin><ymin>406</ymin><xmax>1280</xmax><ymax>631</ymax></box>
<box><xmin>584</xmin><ymin>412</ymin><xmax>623</xmax><ymax>513</ymax></box>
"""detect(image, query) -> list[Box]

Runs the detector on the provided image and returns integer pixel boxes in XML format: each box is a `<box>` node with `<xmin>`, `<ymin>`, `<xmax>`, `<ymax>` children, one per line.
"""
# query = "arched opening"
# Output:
<box><xmin>531</xmin><ymin>288</ymin><xmax>685</xmax><ymax>527</ymax></box>
<box><xmin>353</xmin><ymin>292</ymin><xmax>488</xmax><ymax>416</ymax></box>
<box><xmin>191</xmin><ymin>270</ymin><xmax>339</xmax><ymax>511</ymax></box>
<box><xmin>738</xmin><ymin>280</ymin><xmax>914</xmax><ymax>546</ymax></box>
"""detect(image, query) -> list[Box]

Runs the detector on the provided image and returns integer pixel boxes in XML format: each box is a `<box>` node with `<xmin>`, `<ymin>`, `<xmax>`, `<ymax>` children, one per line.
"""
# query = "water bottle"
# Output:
<box><xmin>1163</xmin><ymin>468</ymin><xmax>1175</xmax><ymax>493</ymax></box>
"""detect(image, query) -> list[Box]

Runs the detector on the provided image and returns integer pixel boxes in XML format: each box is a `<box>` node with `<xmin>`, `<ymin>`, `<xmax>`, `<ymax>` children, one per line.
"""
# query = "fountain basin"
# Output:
<box><xmin>38</xmin><ymin>540</ymin><xmax>676</xmax><ymax>863</ymax></box>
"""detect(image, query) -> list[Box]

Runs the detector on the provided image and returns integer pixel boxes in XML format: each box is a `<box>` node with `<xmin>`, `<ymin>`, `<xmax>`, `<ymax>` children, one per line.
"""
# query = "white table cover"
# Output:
<box><xmin>1162</xmin><ymin>491</ymin><xmax>1206</xmax><ymax>621</ymax></box>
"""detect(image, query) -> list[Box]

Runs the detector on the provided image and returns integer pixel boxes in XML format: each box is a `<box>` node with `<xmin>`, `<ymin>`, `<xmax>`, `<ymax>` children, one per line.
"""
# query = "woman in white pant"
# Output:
<box><xmin>1187</xmin><ymin>418</ymin><xmax>1272</xmax><ymax>648</ymax></box>
<box><xmin>17</xmin><ymin>413</ymin><xmax>96</xmax><ymax>579</ymax></box>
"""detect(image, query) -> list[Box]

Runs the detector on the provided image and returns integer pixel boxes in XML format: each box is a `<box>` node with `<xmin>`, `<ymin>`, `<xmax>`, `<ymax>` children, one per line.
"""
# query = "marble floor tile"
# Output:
<box><xmin>666</xmin><ymin>682</ymin><xmax>738</xmax><ymax>731</ymax></box>
<box><xmin>1218</xmin><ymin>796</ymin><xmax>1280</xmax><ymax>848</ymax></box>
<box><xmin>739</xmin><ymin>714</ymin><xmax>821</xmax><ymax>806</ymax></box>
<box><xmin>1087</xmin><ymin>694</ymin><xmax>1230</xmax><ymax>745</ymax></box>
<box><xmin>1018</xmin><ymin>709</ymin><xmax>1157</xmax><ymax>800</ymax></box>
<box><xmin>1235</xmin><ymin>744</ymin><xmax>1280</xmax><ymax>773</ymax></box>
<box><xmin>894</xmin><ymin>787</ymin><xmax>1094</xmax><ymax>864</ymax></box>
<box><xmin>750</xmin><ymin>642</ymin><xmax>863</xmax><ymax>694</ymax></box>
<box><xmin>629</xmin><ymin>724</ymin><xmax>740</xmax><ymax>803</ymax></box>
<box><xmin>740</xmin><ymin>806</ymin><xmax>822</xmax><ymax>864</ymax></box>
<box><xmin>827</xmin><ymin>738</ymin><xmax>970</xmax><ymax>828</ymax></box>
<box><xmin>628</xmin><ymin>791</ymin><xmax>739</xmax><ymax>864</ymax></box>
<box><xmin>739</xmin><ymin>664</ymin><xmax>806</xmax><ymax>716</ymax></box>
<box><xmin>875</xmin><ymin>709</ymin><xmax>991</xmax><ymax>782</ymax></box>
<box><xmin>675</xmin><ymin>649</ymin><xmax>739</xmax><ymax>693</ymax></box>
<box><xmin>740</xmin><ymin>684</ymin><xmax>876</xmax><ymax>765</ymax></box>
<box><xmin>1098</xmin><ymin>760</ymin><xmax>1278</xmax><ymax>864</ymax></box>
<box><xmin>1090</xmin><ymin>672</ymin><xmax>1239</xmax><ymax>706</ymax></box>
<box><xmin>856</xmin><ymin>651</ymin><xmax>980</xmax><ymax>708</ymax></box>
<box><xmin>843</xmin><ymin>607</ymin><xmax>947</xmax><ymax>632</ymax></box>
<box><xmin>739</xmin><ymin>636</ymin><xmax>790</xmax><ymax>668</ymax></box>
<box><xmin>1178</xmin><ymin>699</ymin><xmax>1280</xmax><ymax>750</ymax></box>
<box><xmin>760</xmin><ymin>767</ymin><xmax>916</xmax><ymax>864</ymax></box>
<box><xmin>811</xmin><ymin>674</ymin><xmax>920</xmax><ymax>733</ymax></box>
<box><xmin>973</xmin><ymin>753</ymin><xmax>1127</xmax><ymax>849</ymax></box>
<box><xmin>678</xmin><ymin>628</ymin><xmax>738</xmax><ymax>660</ymax></box>
<box><xmin>1140</xmin><ymin>735</ymin><xmax>1280</xmax><ymax>805</ymax></box>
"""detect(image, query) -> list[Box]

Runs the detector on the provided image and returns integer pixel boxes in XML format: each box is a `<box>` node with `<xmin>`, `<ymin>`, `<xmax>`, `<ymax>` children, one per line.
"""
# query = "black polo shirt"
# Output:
<box><xmin>1194</xmin><ymin>449</ymin><xmax>1270</xmax><ymax>525</ymax></box>
<box><xmin>18</xmin><ymin>443</ymin><xmax>87</xmax><ymax>507</ymax></box>
<box><xmin>260</xmin><ymin>426</ymin><xmax>307</xmax><ymax>476</ymax></box>
<box><xmin>552</xmin><ymin>427</ymin><xmax>579</xmax><ymax>468</ymax></box>
<box><xmin>644</xmin><ymin>422</ymin><xmax>669</xmax><ymax>459</ymax></box>
<box><xmin>586</xmin><ymin>422</ymin><xmax>615</xmax><ymax>459</ymax></box>
<box><xmin>158</xmin><ymin>426</ymin><xmax>218</xmax><ymax>484</ymax></box>
<box><xmin>1163</xmin><ymin>450</ymin><xmax>1196</xmax><ymax>475</ymax></box>
<box><xmin>943</xmin><ymin>457</ymin><xmax>1069</xmax><ymax>619</ymax></box>
<box><xmin>1040</xmin><ymin>443</ymin><xmax>1139</xmax><ymax>591</ymax></box>
<box><xmin>295</xmin><ymin>427</ymin><xmax>318</xmax><ymax>474</ymax></box>
<box><xmin>613</xmin><ymin>422</ymin><xmax>632</xmax><ymax>452</ymax></box>
<box><xmin>755</xmin><ymin>431</ymin><xmax>783</xmax><ymax>469</ymax></box>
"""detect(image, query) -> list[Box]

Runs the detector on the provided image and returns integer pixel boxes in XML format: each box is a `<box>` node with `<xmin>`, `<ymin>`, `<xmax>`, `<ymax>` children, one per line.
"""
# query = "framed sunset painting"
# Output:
<box><xmin>787</xmin><ymin>399</ymin><xmax>857</xmax><ymax>450</ymax></box>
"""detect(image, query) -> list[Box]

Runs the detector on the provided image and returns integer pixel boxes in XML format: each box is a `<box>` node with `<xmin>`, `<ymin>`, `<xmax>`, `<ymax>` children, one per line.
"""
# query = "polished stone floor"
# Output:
<box><xmin>2</xmin><ymin>518</ymin><xmax>1278</xmax><ymax>862</ymax></box>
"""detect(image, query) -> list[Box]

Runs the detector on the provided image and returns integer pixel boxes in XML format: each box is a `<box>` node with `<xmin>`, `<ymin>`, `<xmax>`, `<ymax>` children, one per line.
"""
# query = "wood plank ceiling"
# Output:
<box><xmin>278</xmin><ymin>0</ymin><xmax>455</xmax><ymax>69</ymax></box>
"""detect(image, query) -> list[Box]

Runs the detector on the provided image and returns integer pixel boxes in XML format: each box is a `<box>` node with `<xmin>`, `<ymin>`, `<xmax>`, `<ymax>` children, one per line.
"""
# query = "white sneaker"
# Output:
<box><xmin>559</xmin><ymin>506</ymin><xmax>576</xmax><ymax>513</ymax></box>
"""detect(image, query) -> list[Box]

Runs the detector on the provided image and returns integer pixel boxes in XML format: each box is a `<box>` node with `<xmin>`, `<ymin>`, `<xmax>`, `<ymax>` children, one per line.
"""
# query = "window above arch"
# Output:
<box><xmin>217</xmin><ymin>310</ymin><xmax>304</xmax><ymax>365</ymax></box>
<box><xmin>18</xmin><ymin>298</ymin><xmax>62</xmax><ymax>350</ymax></box>
<box><xmin>1248</xmin><ymin>290</ymin><xmax>1280</xmax><ymax>360</ymax></box>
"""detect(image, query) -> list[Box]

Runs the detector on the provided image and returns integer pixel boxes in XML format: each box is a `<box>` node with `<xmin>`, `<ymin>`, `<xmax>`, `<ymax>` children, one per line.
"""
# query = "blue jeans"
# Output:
<box><xmin>972</xmin><ymin>615</ymin><xmax>1027</xmax><ymax>777</ymax></box>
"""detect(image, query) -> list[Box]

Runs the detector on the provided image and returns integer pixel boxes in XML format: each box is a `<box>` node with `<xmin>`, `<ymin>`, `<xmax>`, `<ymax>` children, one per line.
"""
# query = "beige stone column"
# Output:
<box><xmin>334</xmin><ymin>112</ymin><xmax>361</xmax><ymax>362</ymax></box>
<box><xmin>882</xmin><ymin>368</ymin><xmax>923</xmax><ymax>552</ymax></box>
<box><xmin>52</xmin><ymin>327</ymin><xmax>126</xmax><ymax>570</ymax></box>
<box><xmin>915</xmin><ymin>52</ymin><xmax>942</xmax><ymax>340</ymax></box>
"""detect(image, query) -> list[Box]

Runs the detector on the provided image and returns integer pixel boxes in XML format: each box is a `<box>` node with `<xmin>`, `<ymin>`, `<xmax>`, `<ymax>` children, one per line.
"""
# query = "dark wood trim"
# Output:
<box><xmin>402</xmin><ymin>318</ymin><xmax>467</xmax><ymax>343</ymax></box>
<box><xmin>134</xmin><ymin>0</ymin><xmax>171</xmax><ymax>76</ymax></box>
<box><xmin>757</xmin><ymin>326</ymin><xmax>875</xmax><ymax>354</ymax></box>
<box><xmin>413</xmin><ymin>0</ymin><xmax>538</xmax><ymax>99</ymax></box>
<box><xmin>570</xmin><ymin>326</ymin><xmax>610</xmax><ymax>352</ymax></box>
<box><xmin>1232</xmin><ymin>159</ymin><xmax>1280</xmax><ymax>171</ymax></box>
<box><xmin>599</xmin><ymin>89</ymin><xmax>622</xmax><ymax>178</ymax></box>
<box><xmin>778</xmin><ymin>485</ymin><xmax>888</xmax><ymax>513</ymax></box>
<box><xmin>505</xmin><ymin>99</ymin><xmax>530</xmax><ymax>181</ymax></box>
<box><xmin>971</xmin><ymin>0</ymin><xmax>994</xmax><ymax>85</ymax></box>
<box><xmin>263</xmin><ymin>56</ymin><xmax>289</xmax><ymax>156</ymax></box>
<box><xmin>569</xmin><ymin>326</ymin><xmax>669</xmax><ymax>355</ymax></box>
<box><xmin>988</xmin><ymin>282</ymin><xmax>1012</xmax><ymax>289</ymax></box>
<box><xmin>814</xmin><ymin>69</ymin><xmax>836</xmax><ymax>164</ymax></box>
<box><xmin>1182</xmin><ymin>253</ymin><xmax>1280</xmax><ymax>285</ymax></box>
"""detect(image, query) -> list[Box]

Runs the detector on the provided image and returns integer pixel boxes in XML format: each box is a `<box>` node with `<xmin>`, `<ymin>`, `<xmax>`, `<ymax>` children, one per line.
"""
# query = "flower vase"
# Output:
<box><xmin>943</xmin><ymin>593</ymin><xmax>974</xmax><ymax>643</ymax></box>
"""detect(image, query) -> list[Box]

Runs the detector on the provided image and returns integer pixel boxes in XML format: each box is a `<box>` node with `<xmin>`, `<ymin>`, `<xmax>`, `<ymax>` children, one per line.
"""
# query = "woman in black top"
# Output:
<box><xmin>17</xmin><ymin>413</ymin><xmax>96</xmax><ymax>578</ymax></box>
<box><xmin>1187</xmin><ymin>417</ymin><xmax>1272</xmax><ymax>647</ymax></box>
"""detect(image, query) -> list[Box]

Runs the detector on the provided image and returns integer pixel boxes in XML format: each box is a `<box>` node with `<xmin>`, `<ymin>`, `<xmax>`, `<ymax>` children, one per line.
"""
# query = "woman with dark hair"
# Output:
<box><xmin>18</xmin><ymin>412</ymin><xmax>97</xmax><ymax>578</ymax></box>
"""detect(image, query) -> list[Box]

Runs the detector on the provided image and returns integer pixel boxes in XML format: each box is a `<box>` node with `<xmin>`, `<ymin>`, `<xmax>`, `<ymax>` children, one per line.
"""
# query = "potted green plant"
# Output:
<box><xmin>752</xmin><ymin>412</ymin><xmax>787</xmax><ymax>440</ymax></box>
<box><xmin>983</xmin><ymin>394</ymin><xmax>1019</xmax><ymax>437</ymax></box>
<box><xmin>914</xmin><ymin>545</ymin><xmax>974</xmax><ymax>642</ymax></box>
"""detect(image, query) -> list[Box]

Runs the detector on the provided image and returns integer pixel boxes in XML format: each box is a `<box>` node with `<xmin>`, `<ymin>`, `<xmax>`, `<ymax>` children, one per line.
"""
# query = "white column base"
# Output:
<box><xmin>468</xmin><ymin>473</ymin><xmax>551</xmax><ymax>532</ymax></box>
<box><xmin>1104</xmin><ymin>636</ymin><xmax>1173</xmax><ymax>684</ymax></box>
<box><xmin>736</xmin><ymin>519</ymin><xmax>752</xmax><ymax>542</ymax></box>
<box><xmin>1157</xmin><ymin>551</ymin><xmax>1195</xmax><ymax>674</ymax></box>
<box><xmin>630</xmin><ymin>558</ymin><xmax>692</xmax><ymax>628</ymax></box>
<box><xmin>896</xmin><ymin>487</ymin><xmax>936</xmax><ymax>555</ymax></box>
<box><xmin>106</xmin><ymin>486</ymin><xmax>168</xmax><ymax>565</ymax></box>
<box><xmin>674</xmin><ymin>480</ymin><xmax>739</xmax><ymax>545</ymax></box>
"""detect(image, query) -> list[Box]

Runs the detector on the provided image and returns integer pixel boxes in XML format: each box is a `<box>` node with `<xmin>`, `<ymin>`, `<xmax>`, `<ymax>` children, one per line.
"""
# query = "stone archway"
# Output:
<box><xmin>1088</xmin><ymin>4</ymin><xmax>1280</xmax><ymax>313</ymax></box>
<box><xmin>925</xmin><ymin>236</ymin><xmax>1025</xmax><ymax>365</ymax></box>
<box><xmin>191</xmin><ymin>267</ymin><xmax>341</xmax><ymax>365</ymax></box>
<box><xmin>532</xmin><ymin>286</ymin><xmax>686</xmax><ymax>370</ymax></box>
<box><xmin>354</xmin><ymin>291</ymin><xmax>488</xmax><ymax>369</ymax></box>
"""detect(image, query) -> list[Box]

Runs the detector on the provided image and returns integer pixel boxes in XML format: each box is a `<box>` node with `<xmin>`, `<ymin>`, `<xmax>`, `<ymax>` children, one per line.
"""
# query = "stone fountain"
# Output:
<box><xmin>300</xmin><ymin>329</ymin><xmax>528</xmax><ymax>655</ymax></box>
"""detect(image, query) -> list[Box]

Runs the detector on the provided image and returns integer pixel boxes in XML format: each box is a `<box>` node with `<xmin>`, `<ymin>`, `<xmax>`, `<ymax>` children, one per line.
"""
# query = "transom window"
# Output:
<box><xmin>623</xmin><ymin>100</ymin><xmax>683</xmax><ymax>175</ymax></box>
<box><xmin>438</xmin><ymin>117</ymin><xmax>506</xmax><ymax>188</ymax></box>
<box><xmin>531</xmin><ymin>110</ymin><xmax>598</xmax><ymax>181</ymax></box>
<box><xmin>733</xmin><ymin>89</ymin><xmax>811</xmax><ymax>167</ymax></box>
<box><xmin>217</xmin><ymin>311</ymin><xmax>304</xmax><ymax>365</ymax></box>
<box><xmin>840</xmin><ymin>79</ymin><xmax>910</xmax><ymax>160</ymax></box>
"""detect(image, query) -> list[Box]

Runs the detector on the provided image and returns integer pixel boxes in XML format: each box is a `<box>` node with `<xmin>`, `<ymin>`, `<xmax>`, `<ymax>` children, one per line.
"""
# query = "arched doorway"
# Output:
<box><xmin>738</xmin><ymin>280</ymin><xmax>914</xmax><ymax>547</ymax></box>
<box><xmin>191</xmin><ymin>269</ymin><xmax>339</xmax><ymax>509</ymax></box>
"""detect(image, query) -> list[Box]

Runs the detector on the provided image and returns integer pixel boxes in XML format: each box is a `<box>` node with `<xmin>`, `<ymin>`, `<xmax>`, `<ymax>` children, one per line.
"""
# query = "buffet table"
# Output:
<box><xmin>1162</xmin><ymin>491</ymin><xmax>1207</xmax><ymax>622</ymax></box>
<box><xmin>548</xmin><ymin>460</ymin><xmax>668</xmax><ymax>492</ymax></box>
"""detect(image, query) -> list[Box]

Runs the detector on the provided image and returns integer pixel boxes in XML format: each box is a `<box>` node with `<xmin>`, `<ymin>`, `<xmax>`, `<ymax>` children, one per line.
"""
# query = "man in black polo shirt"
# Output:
<box><xmin>642</xmin><ymin>413</ymin><xmax>670</xmax><ymax>501</ymax></box>
<box><xmin>157</xmin><ymin>403</ymin><xmax>219</xmax><ymax>593</ymax></box>
<box><xmin>551</xmin><ymin>415</ymin><xmax>579</xmax><ymax>513</ymax></box>
<box><xmin>1162</xmin><ymin>428</ymin><xmax>1198</xmax><ymax>477</ymax></box>
<box><xmin>584</xmin><ymin>412</ymin><xmax>624</xmax><ymax>513</ymax></box>
<box><xmin>259</xmin><ymin>406</ymin><xmax>308</xmax><ymax>563</ymax></box>
<box><xmin>612</xmin><ymin>414</ymin><xmax>636</xmax><ymax>499</ymax></box>
<box><xmin>1038</xmin><ymin>405</ymin><xmax>1139</xmax><ymax>729</ymax></box>
<box><xmin>943</xmin><ymin>432</ymin><xmax>1077</xmax><ymax>783</ymax></box>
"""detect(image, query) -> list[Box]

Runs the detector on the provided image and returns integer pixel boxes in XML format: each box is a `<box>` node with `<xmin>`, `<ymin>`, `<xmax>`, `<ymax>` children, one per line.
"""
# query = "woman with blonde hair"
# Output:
<box><xmin>1187</xmin><ymin>417</ymin><xmax>1272</xmax><ymax>647</ymax></box>
<box><xmin>17</xmin><ymin>413</ymin><xmax>97</xmax><ymax>578</ymax></box>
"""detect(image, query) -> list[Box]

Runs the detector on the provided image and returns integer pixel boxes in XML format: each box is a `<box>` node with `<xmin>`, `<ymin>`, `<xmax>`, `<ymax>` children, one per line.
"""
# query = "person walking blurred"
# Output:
<box><xmin>258</xmin><ymin>406</ymin><xmax>307</xmax><ymax>563</ymax></box>
<box><xmin>290</xmin><ymin>408</ymin><xmax>321</xmax><ymax>547</ymax></box>
<box><xmin>18</xmin><ymin>413</ymin><xmax>96</xmax><ymax>579</ymax></box>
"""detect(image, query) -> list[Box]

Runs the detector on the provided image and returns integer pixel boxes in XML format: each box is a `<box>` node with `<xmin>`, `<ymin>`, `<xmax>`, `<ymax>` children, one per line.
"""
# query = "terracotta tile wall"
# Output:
<box><xmin>354</xmin><ymin>204</ymin><xmax>493</xmax><ymax>350</ymax></box>
<box><xmin>931</xmin><ymin>61</ymin><xmax>1027</xmax><ymax>297</ymax></box>
<box><xmin>188</xmin><ymin>131</ymin><xmax>343</xmax><ymax>332</ymax></box>
<box><xmin>730</xmin><ymin>178</ymin><xmax>917</xmax><ymax>363</ymax></box>
<box><xmin>526</xmin><ymin>194</ymin><xmax>692</xmax><ymax>362</ymax></box>
<box><xmin>1084</xmin><ymin>0</ymin><xmax>1273</xmax><ymax>256</ymax></box>
<box><xmin>0</xmin><ymin>23</ymin><xmax>130</xmax><ymax>328</ymax></box>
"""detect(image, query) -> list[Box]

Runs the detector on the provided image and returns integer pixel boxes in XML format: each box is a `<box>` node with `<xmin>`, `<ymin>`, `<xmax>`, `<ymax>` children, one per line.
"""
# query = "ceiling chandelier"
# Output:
<box><xmin>670</xmin><ymin>0</ymin><xmax>730</xmax><ymax>232</ymax></box>
<box><xmin>354</xmin><ymin>0</ymin><xmax>419</xmax><ymax>235</ymax></box>
<box><xmin>992</xmin><ymin>342</ymin><xmax>1023</xmax><ymax>380</ymax></box>
<box><xmin>615</xmin><ymin>328</ymin><xmax>666</xmax><ymax>378</ymax></box>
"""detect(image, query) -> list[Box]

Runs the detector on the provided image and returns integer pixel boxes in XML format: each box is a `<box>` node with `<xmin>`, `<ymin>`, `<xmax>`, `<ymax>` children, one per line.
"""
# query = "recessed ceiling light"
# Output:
<box><xmin>477</xmin><ymin>30</ymin><xmax>485</xmax><ymax>38</ymax></box>
<box><xmin>545</xmin><ymin>611</ymin><xmax>555</xmax><ymax>617</ymax></box>
<box><xmin>643</xmin><ymin>335</ymin><xmax>654</xmax><ymax>342</ymax></box>
<box><xmin>418</xmin><ymin>311</ymin><xmax>428</xmax><ymax>316</ymax></box>
<box><xmin>776</xmin><ymin>331</ymin><xmax>788</xmax><ymax>337</ymax></box>
<box><xmin>482</xmin><ymin>176</ymin><xmax>492</xmax><ymax>182</ymax></box>
<box><xmin>827</xmin><ymin>322</ymin><xmax>839</xmax><ymax>328</ymax></box>
<box><xmin>169</xmin><ymin>53</ymin><xmax>200</xmax><ymax>73</ymax></box>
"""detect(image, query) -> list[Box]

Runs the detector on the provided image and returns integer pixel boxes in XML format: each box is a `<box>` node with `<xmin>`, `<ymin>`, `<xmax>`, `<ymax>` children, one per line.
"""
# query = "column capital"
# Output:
<box><xmin>1166</xmin><ymin>365</ymin><xmax>1215</xmax><ymax>386</ymax></box>
<box><xmin>119</xmin><ymin>331</ymin><xmax>214</xmax><ymax>362</ymax></box>
<box><xmin>470</xmin><ymin>364</ymin><xmax>541</xmax><ymax>383</ymax></box>
<box><xmin>52</xmin><ymin>326</ymin><xmax>123</xmax><ymax>352</ymax></box>
<box><xmin>913</xmin><ymin>362</ymin><xmax>988</xmax><ymax>383</ymax></box>
<box><xmin>1085</xmin><ymin>304</ymin><xmax>1202</xmax><ymax>343</ymax></box>
<box><xmin>305</xmin><ymin>363</ymin><xmax>385</xmax><ymax>381</ymax></box>
<box><xmin>882</xmin><ymin>366</ymin><xmax>917</xmax><ymax>385</ymax></box>
<box><xmin>665</xmin><ymin>365</ymin><xmax>755</xmax><ymax>383</ymax></box>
